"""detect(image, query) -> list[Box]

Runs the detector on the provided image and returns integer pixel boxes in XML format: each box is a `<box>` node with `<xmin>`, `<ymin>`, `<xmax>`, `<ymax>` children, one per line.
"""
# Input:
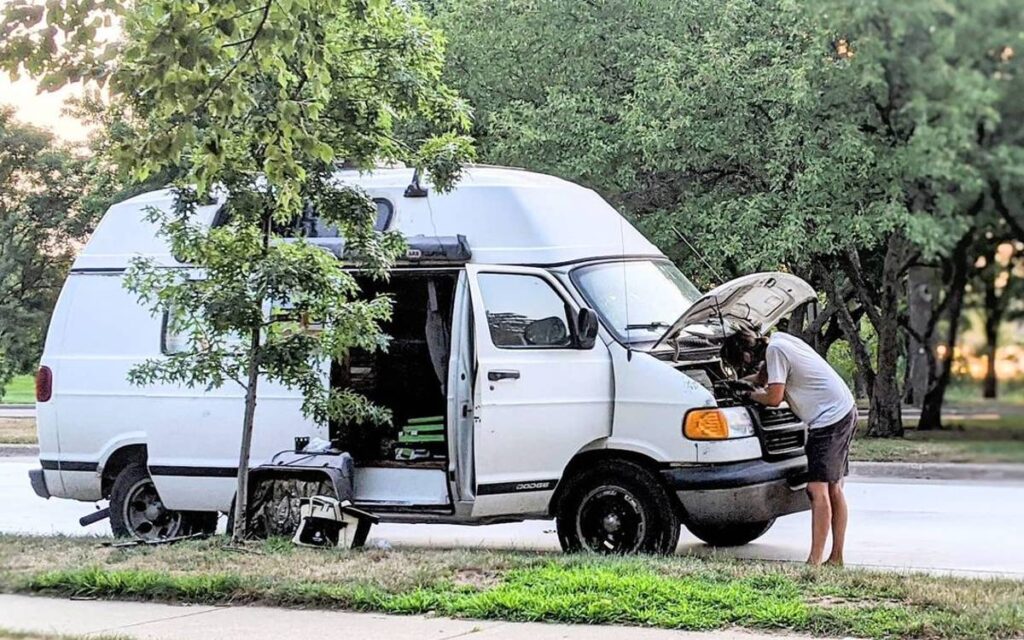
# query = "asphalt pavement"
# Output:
<box><xmin>0</xmin><ymin>405</ymin><xmax>34</xmax><ymax>419</ymax></box>
<box><xmin>3</xmin><ymin>455</ymin><xmax>1023</xmax><ymax>578</ymax></box>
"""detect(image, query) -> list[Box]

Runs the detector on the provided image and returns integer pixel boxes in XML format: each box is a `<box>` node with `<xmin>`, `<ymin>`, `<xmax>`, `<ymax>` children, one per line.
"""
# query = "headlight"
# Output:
<box><xmin>721</xmin><ymin>406</ymin><xmax>756</xmax><ymax>438</ymax></box>
<box><xmin>683</xmin><ymin>407</ymin><xmax>756</xmax><ymax>440</ymax></box>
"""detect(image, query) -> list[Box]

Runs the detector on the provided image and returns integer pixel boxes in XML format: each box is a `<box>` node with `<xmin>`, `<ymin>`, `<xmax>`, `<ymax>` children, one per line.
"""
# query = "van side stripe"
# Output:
<box><xmin>39</xmin><ymin>459</ymin><xmax>98</xmax><ymax>472</ymax></box>
<box><xmin>477</xmin><ymin>479</ymin><xmax>558</xmax><ymax>495</ymax></box>
<box><xmin>149</xmin><ymin>465</ymin><xmax>238</xmax><ymax>478</ymax></box>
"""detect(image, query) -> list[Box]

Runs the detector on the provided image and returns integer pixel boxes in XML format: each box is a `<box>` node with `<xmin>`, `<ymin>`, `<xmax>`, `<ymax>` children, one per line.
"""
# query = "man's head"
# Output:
<box><xmin>720</xmin><ymin>322</ymin><xmax>768</xmax><ymax>374</ymax></box>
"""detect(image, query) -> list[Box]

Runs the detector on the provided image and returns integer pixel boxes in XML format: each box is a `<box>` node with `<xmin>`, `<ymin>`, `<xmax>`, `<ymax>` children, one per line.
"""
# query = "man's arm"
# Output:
<box><xmin>750</xmin><ymin>382</ymin><xmax>785</xmax><ymax>407</ymax></box>
<box><xmin>741</xmin><ymin>363</ymin><xmax>767</xmax><ymax>387</ymax></box>
<box><xmin>750</xmin><ymin>343</ymin><xmax>787</xmax><ymax>407</ymax></box>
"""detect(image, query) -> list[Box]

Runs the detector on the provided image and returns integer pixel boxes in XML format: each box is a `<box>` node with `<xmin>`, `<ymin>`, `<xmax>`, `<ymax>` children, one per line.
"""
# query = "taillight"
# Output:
<box><xmin>35</xmin><ymin>366</ymin><xmax>52</xmax><ymax>403</ymax></box>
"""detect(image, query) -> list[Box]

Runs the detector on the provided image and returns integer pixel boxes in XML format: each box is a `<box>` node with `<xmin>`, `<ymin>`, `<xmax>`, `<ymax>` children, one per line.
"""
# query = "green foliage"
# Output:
<box><xmin>0</xmin><ymin>108</ymin><xmax>105</xmax><ymax>399</ymax></box>
<box><xmin>438</xmin><ymin>0</ymin><xmax>1018</xmax><ymax>277</ymax></box>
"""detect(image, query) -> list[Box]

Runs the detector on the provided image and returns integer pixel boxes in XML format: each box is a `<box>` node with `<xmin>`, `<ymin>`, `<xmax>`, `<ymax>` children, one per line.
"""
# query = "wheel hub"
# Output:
<box><xmin>576</xmin><ymin>486</ymin><xmax>647</xmax><ymax>554</ymax></box>
<box><xmin>602</xmin><ymin>513</ymin><xmax>622</xmax><ymax>533</ymax></box>
<box><xmin>124</xmin><ymin>478</ymin><xmax>182</xmax><ymax>540</ymax></box>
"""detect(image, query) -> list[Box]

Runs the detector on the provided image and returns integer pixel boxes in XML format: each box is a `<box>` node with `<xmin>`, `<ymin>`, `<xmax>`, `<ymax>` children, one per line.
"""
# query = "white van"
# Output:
<box><xmin>30</xmin><ymin>166</ymin><xmax>813</xmax><ymax>553</ymax></box>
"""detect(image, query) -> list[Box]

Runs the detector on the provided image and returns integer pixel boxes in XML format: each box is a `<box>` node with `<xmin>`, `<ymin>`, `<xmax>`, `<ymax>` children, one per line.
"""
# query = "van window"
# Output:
<box><xmin>213</xmin><ymin>199</ymin><xmax>394</xmax><ymax>236</ymax></box>
<box><xmin>160</xmin><ymin>311</ymin><xmax>188</xmax><ymax>355</ymax></box>
<box><xmin>477</xmin><ymin>274</ymin><xmax>573</xmax><ymax>348</ymax></box>
<box><xmin>573</xmin><ymin>259</ymin><xmax>702</xmax><ymax>344</ymax></box>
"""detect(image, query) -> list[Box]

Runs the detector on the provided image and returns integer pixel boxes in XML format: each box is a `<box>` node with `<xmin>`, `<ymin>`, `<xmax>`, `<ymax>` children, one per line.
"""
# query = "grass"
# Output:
<box><xmin>1</xmin><ymin>536</ymin><xmax>1023</xmax><ymax>639</ymax></box>
<box><xmin>851</xmin><ymin>416</ymin><xmax>1024</xmax><ymax>464</ymax></box>
<box><xmin>945</xmin><ymin>381</ymin><xmax>1024</xmax><ymax>406</ymax></box>
<box><xmin>0</xmin><ymin>375</ymin><xmax>34</xmax><ymax>405</ymax></box>
<box><xmin>0</xmin><ymin>419</ymin><xmax>37</xmax><ymax>445</ymax></box>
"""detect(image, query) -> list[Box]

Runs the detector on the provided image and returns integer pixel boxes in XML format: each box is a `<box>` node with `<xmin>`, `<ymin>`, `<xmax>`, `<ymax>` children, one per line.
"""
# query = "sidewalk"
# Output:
<box><xmin>849</xmin><ymin>460</ymin><xmax>1024</xmax><ymax>482</ymax></box>
<box><xmin>0</xmin><ymin>594</ymin><xmax>830</xmax><ymax>640</ymax></box>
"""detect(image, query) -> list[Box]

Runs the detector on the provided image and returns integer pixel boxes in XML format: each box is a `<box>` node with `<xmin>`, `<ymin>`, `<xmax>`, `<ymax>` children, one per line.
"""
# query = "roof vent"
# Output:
<box><xmin>404</xmin><ymin>168</ymin><xmax>428</xmax><ymax>198</ymax></box>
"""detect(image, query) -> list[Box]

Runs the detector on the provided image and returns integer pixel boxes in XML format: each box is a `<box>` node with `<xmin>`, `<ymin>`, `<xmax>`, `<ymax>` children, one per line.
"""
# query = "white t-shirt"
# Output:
<box><xmin>765</xmin><ymin>332</ymin><xmax>855</xmax><ymax>429</ymax></box>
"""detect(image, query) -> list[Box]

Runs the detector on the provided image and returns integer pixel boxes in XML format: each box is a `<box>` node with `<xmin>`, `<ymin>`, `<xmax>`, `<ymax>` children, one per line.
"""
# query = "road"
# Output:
<box><xmin>0</xmin><ymin>405</ymin><xmax>35</xmax><ymax>419</ymax></box>
<box><xmin>4</xmin><ymin>456</ymin><xmax>1023</xmax><ymax>578</ymax></box>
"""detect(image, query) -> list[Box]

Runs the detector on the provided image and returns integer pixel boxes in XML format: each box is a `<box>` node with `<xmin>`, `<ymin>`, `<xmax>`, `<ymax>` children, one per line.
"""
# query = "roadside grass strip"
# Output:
<box><xmin>3</xmin><ymin>537</ymin><xmax>1023</xmax><ymax>639</ymax></box>
<box><xmin>0</xmin><ymin>376</ymin><xmax>34</xmax><ymax>405</ymax></box>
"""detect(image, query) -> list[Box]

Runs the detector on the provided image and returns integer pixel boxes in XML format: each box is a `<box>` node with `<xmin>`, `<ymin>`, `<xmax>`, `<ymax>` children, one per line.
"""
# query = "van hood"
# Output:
<box><xmin>651</xmin><ymin>272</ymin><xmax>816</xmax><ymax>350</ymax></box>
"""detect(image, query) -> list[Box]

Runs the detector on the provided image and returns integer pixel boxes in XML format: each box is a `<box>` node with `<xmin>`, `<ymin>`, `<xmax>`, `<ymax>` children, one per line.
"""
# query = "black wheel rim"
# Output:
<box><xmin>575</xmin><ymin>485</ymin><xmax>646</xmax><ymax>553</ymax></box>
<box><xmin>123</xmin><ymin>477</ymin><xmax>183</xmax><ymax>540</ymax></box>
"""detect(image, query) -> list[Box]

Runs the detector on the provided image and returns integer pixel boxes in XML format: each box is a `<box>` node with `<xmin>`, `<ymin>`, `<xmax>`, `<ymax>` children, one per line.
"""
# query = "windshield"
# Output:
<box><xmin>573</xmin><ymin>260</ymin><xmax>702</xmax><ymax>344</ymax></box>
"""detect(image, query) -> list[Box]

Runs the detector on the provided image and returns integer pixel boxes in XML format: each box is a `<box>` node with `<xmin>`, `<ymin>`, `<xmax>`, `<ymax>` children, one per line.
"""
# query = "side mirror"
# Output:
<box><xmin>576</xmin><ymin>308</ymin><xmax>600</xmax><ymax>350</ymax></box>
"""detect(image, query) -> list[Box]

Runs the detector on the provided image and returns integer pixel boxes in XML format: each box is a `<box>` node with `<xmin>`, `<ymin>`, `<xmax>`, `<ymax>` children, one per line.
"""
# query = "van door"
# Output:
<box><xmin>465</xmin><ymin>264</ymin><xmax>613</xmax><ymax>517</ymax></box>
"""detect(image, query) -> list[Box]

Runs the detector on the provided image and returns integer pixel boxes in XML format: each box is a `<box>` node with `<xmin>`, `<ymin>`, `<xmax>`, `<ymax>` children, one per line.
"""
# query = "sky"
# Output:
<box><xmin>1</xmin><ymin>75</ymin><xmax>92</xmax><ymax>141</ymax></box>
<box><xmin>0</xmin><ymin>0</ymin><xmax>112</xmax><ymax>142</ymax></box>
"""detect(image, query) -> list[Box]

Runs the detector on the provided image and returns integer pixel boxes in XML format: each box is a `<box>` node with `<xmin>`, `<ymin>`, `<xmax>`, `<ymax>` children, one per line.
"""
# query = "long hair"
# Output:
<box><xmin>720</xmin><ymin>321</ymin><xmax>764</xmax><ymax>373</ymax></box>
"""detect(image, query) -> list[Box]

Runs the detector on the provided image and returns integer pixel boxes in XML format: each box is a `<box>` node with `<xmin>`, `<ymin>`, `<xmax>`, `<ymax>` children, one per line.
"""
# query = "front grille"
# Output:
<box><xmin>758</xmin><ymin>406</ymin><xmax>799</xmax><ymax>427</ymax></box>
<box><xmin>763</xmin><ymin>430</ymin><xmax>804</xmax><ymax>454</ymax></box>
<box><xmin>755</xmin><ymin>406</ymin><xmax>806</xmax><ymax>457</ymax></box>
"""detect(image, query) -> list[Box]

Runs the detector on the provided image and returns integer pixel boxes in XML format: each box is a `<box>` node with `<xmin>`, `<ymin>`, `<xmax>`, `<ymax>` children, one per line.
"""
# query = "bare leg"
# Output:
<box><xmin>806</xmin><ymin>481</ymin><xmax>831</xmax><ymax>565</ymax></box>
<box><xmin>826</xmin><ymin>480</ymin><xmax>848</xmax><ymax>566</ymax></box>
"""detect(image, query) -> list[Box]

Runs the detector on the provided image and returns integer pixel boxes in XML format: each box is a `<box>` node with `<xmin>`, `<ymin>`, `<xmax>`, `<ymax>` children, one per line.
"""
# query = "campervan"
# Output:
<box><xmin>29</xmin><ymin>166</ymin><xmax>813</xmax><ymax>553</ymax></box>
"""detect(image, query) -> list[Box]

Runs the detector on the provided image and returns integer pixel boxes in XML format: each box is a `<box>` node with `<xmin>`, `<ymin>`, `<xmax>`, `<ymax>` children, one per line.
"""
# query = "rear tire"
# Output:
<box><xmin>109</xmin><ymin>463</ymin><xmax>216</xmax><ymax>540</ymax></box>
<box><xmin>685</xmin><ymin>519</ymin><xmax>775</xmax><ymax>547</ymax></box>
<box><xmin>555</xmin><ymin>460</ymin><xmax>680</xmax><ymax>555</ymax></box>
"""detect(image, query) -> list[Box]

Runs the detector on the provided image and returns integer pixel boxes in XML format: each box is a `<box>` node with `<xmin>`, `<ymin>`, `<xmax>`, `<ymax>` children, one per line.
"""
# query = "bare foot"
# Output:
<box><xmin>825</xmin><ymin>557</ymin><xmax>844</xmax><ymax>567</ymax></box>
<box><xmin>806</xmin><ymin>556</ymin><xmax>823</xmax><ymax>566</ymax></box>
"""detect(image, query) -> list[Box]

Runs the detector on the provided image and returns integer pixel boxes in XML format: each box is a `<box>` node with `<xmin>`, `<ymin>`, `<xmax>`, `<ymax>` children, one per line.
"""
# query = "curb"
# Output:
<box><xmin>0</xmin><ymin>444</ymin><xmax>39</xmax><ymax>457</ymax></box>
<box><xmin>850</xmin><ymin>460</ymin><xmax>1024</xmax><ymax>482</ymax></box>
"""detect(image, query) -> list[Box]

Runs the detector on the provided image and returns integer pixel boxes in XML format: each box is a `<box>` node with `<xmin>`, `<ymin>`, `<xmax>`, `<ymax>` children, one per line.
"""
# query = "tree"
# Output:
<box><xmin>970</xmin><ymin>238</ymin><xmax>1024</xmax><ymax>398</ymax></box>
<box><xmin>2</xmin><ymin>0</ymin><xmax>473</xmax><ymax>541</ymax></box>
<box><xmin>0</xmin><ymin>107</ymin><xmax>102</xmax><ymax>399</ymax></box>
<box><xmin>438</xmin><ymin>0</ymin><xmax>1011</xmax><ymax>436</ymax></box>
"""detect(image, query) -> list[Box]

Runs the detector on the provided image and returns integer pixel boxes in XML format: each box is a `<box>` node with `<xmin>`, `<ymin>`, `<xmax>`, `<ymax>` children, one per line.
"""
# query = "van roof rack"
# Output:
<box><xmin>404</xmin><ymin>168</ymin><xmax>428</xmax><ymax>198</ymax></box>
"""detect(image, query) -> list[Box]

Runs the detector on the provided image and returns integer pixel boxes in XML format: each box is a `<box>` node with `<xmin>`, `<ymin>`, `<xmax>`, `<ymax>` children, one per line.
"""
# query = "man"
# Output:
<box><xmin>721</xmin><ymin>322</ymin><xmax>857</xmax><ymax>566</ymax></box>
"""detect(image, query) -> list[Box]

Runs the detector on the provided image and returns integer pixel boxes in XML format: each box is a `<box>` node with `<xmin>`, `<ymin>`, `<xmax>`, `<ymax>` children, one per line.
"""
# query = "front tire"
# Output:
<box><xmin>685</xmin><ymin>519</ymin><xmax>775</xmax><ymax>547</ymax></box>
<box><xmin>556</xmin><ymin>460</ymin><xmax>680</xmax><ymax>555</ymax></box>
<box><xmin>109</xmin><ymin>463</ymin><xmax>217</xmax><ymax>540</ymax></box>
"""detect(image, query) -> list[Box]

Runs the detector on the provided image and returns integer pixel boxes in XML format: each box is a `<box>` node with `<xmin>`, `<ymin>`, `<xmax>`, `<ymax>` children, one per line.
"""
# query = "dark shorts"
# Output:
<box><xmin>806</xmin><ymin>407</ymin><xmax>858</xmax><ymax>483</ymax></box>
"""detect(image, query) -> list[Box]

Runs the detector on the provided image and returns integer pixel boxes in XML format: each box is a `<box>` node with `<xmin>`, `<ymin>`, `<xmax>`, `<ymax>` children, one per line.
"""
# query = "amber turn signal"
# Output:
<box><xmin>683</xmin><ymin>409</ymin><xmax>729</xmax><ymax>440</ymax></box>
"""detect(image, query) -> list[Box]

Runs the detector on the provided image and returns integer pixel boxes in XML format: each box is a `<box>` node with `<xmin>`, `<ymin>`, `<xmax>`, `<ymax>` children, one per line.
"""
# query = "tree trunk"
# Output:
<box><xmin>918</xmin><ymin>233</ymin><xmax>972</xmax><ymax>431</ymax></box>
<box><xmin>868</xmin><ymin>304</ymin><xmax>903</xmax><ymax>437</ymax></box>
<box><xmin>853</xmin><ymin>368</ymin><xmax>868</xmax><ymax>401</ymax></box>
<box><xmin>982</xmin><ymin>281</ymin><xmax>1000</xmax><ymax>399</ymax></box>
<box><xmin>231</xmin><ymin>215</ymin><xmax>271</xmax><ymax>544</ymax></box>
<box><xmin>841</xmin><ymin>233</ymin><xmax>908</xmax><ymax>438</ymax></box>
<box><xmin>231</xmin><ymin>327</ymin><xmax>262</xmax><ymax>544</ymax></box>
<box><xmin>903</xmin><ymin>266</ymin><xmax>936</xmax><ymax>407</ymax></box>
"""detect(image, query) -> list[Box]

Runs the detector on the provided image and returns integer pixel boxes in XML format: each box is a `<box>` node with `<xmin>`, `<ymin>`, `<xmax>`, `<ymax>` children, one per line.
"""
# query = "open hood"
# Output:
<box><xmin>651</xmin><ymin>272</ymin><xmax>816</xmax><ymax>350</ymax></box>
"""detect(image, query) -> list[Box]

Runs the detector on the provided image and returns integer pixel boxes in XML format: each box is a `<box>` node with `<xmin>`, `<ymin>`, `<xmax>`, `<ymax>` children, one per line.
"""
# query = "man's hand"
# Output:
<box><xmin>723</xmin><ymin>379</ymin><xmax>756</xmax><ymax>393</ymax></box>
<box><xmin>749</xmin><ymin>383</ymin><xmax>786</xmax><ymax>407</ymax></box>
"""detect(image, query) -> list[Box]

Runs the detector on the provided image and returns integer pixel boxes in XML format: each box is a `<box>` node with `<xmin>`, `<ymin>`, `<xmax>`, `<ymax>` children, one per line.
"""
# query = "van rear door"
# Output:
<box><xmin>465</xmin><ymin>264</ymin><xmax>613</xmax><ymax>517</ymax></box>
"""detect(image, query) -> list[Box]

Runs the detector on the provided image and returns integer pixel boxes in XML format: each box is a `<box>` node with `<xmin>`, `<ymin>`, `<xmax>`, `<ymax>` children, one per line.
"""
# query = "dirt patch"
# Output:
<box><xmin>806</xmin><ymin>594</ymin><xmax>890</xmax><ymax>609</ymax></box>
<box><xmin>0</xmin><ymin>419</ymin><xmax>37</xmax><ymax>445</ymax></box>
<box><xmin>452</xmin><ymin>568</ymin><xmax>501</xmax><ymax>590</ymax></box>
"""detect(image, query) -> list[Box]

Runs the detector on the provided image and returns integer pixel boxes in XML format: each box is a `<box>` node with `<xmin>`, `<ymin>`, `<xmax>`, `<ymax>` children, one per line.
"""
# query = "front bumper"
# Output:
<box><xmin>29</xmin><ymin>468</ymin><xmax>51</xmax><ymax>499</ymax></box>
<box><xmin>661</xmin><ymin>456</ymin><xmax>809</xmax><ymax>525</ymax></box>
